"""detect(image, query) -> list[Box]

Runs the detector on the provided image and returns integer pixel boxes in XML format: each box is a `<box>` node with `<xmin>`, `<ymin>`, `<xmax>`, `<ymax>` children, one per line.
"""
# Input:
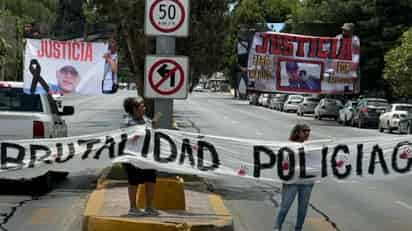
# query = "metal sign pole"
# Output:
<box><xmin>155</xmin><ymin>36</ymin><xmax>175</xmax><ymax>129</ymax></box>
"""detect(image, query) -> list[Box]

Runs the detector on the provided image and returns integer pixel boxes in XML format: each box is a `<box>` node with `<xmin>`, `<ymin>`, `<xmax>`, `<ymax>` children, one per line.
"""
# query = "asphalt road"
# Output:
<box><xmin>174</xmin><ymin>91</ymin><xmax>412</xmax><ymax>231</ymax></box>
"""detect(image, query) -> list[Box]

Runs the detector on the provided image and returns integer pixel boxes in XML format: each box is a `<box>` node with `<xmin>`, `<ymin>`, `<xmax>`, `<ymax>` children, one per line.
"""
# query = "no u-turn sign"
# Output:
<box><xmin>144</xmin><ymin>55</ymin><xmax>189</xmax><ymax>99</ymax></box>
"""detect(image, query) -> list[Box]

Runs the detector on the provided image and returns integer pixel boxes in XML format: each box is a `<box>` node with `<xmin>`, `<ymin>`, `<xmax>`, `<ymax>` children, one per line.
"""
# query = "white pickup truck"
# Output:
<box><xmin>0</xmin><ymin>81</ymin><xmax>74</xmax><ymax>140</ymax></box>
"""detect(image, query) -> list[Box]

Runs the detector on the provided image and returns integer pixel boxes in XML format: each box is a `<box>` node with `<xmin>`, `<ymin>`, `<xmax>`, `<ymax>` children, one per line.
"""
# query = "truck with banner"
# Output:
<box><xmin>247</xmin><ymin>31</ymin><xmax>360</xmax><ymax>94</ymax></box>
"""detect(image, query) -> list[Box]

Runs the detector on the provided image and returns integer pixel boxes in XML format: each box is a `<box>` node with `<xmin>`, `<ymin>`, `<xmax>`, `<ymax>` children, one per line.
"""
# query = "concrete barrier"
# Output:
<box><xmin>137</xmin><ymin>177</ymin><xmax>186</xmax><ymax>210</ymax></box>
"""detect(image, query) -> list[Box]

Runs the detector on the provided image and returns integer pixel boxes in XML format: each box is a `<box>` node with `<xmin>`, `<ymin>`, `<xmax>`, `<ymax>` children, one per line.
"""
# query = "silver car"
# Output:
<box><xmin>283</xmin><ymin>95</ymin><xmax>304</xmax><ymax>112</ymax></box>
<box><xmin>338</xmin><ymin>100</ymin><xmax>358</xmax><ymax>125</ymax></box>
<box><xmin>314</xmin><ymin>98</ymin><xmax>343</xmax><ymax>120</ymax></box>
<box><xmin>297</xmin><ymin>97</ymin><xmax>321</xmax><ymax>116</ymax></box>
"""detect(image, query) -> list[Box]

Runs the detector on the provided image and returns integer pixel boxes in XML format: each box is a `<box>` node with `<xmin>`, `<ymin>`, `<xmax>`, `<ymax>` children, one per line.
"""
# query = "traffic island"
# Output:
<box><xmin>83</xmin><ymin>166</ymin><xmax>233</xmax><ymax>231</ymax></box>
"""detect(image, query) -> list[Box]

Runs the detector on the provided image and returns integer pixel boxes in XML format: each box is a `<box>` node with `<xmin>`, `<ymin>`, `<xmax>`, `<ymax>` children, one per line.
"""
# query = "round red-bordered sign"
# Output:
<box><xmin>148</xmin><ymin>59</ymin><xmax>185</xmax><ymax>95</ymax></box>
<box><xmin>149</xmin><ymin>0</ymin><xmax>186</xmax><ymax>33</ymax></box>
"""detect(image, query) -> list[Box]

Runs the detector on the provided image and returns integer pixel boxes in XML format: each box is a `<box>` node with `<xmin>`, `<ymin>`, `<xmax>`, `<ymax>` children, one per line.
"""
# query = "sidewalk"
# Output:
<box><xmin>82</xmin><ymin>167</ymin><xmax>233</xmax><ymax>231</ymax></box>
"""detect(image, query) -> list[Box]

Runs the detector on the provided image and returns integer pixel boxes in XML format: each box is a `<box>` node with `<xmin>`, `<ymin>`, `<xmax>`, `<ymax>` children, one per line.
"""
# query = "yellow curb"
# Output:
<box><xmin>84</xmin><ymin>189</ymin><xmax>105</xmax><ymax>217</ymax></box>
<box><xmin>86</xmin><ymin>217</ymin><xmax>180</xmax><ymax>231</ymax></box>
<box><xmin>208</xmin><ymin>194</ymin><xmax>233</xmax><ymax>227</ymax></box>
<box><xmin>83</xmin><ymin>189</ymin><xmax>106</xmax><ymax>231</ymax></box>
<box><xmin>136</xmin><ymin>177</ymin><xmax>186</xmax><ymax>210</ymax></box>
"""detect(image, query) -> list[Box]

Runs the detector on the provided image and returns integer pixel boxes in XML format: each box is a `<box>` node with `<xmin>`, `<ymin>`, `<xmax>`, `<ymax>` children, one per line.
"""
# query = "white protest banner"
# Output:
<box><xmin>247</xmin><ymin>32</ymin><xmax>360</xmax><ymax>94</ymax></box>
<box><xmin>1</xmin><ymin>126</ymin><xmax>412</xmax><ymax>184</ymax></box>
<box><xmin>23</xmin><ymin>39</ymin><xmax>117</xmax><ymax>95</ymax></box>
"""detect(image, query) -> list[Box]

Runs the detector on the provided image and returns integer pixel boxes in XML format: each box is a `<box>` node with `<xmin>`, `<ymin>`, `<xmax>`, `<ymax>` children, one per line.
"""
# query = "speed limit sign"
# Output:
<box><xmin>145</xmin><ymin>0</ymin><xmax>189</xmax><ymax>37</ymax></box>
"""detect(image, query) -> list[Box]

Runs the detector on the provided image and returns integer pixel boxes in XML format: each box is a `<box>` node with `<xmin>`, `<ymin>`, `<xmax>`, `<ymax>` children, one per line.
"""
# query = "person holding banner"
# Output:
<box><xmin>336</xmin><ymin>22</ymin><xmax>360</xmax><ymax>70</ymax></box>
<box><xmin>102</xmin><ymin>38</ymin><xmax>118</xmax><ymax>94</ymax></box>
<box><xmin>120</xmin><ymin>96</ymin><xmax>159</xmax><ymax>216</ymax></box>
<box><xmin>274</xmin><ymin>123</ymin><xmax>314</xmax><ymax>231</ymax></box>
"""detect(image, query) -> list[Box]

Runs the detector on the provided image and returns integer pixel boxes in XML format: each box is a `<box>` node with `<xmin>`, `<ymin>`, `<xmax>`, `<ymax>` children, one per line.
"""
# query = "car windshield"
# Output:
<box><xmin>0</xmin><ymin>88</ymin><xmax>42</xmax><ymax>112</ymax></box>
<box><xmin>325</xmin><ymin>99</ymin><xmax>338</xmax><ymax>104</ymax></box>
<box><xmin>367</xmin><ymin>100</ymin><xmax>387</xmax><ymax>107</ymax></box>
<box><xmin>395</xmin><ymin>105</ymin><xmax>412</xmax><ymax>112</ymax></box>
<box><xmin>307</xmin><ymin>98</ymin><xmax>320</xmax><ymax>103</ymax></box>
<box><xmin>290</xmin><ymin>96</ymin><xmax>302</xmax><ymax>100</ymax></box>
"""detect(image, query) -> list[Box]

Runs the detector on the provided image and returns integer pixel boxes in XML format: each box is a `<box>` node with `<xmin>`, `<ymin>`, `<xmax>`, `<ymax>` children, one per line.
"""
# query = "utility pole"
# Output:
<box><xmin>155</xmin><ymin>36</ymin><xmax>175</xmax><ymax>129</ymax></box>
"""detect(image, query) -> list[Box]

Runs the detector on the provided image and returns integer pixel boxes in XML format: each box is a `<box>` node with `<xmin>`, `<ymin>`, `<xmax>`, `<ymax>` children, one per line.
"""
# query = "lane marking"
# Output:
<box><xmin>395</xmin><ymin>201</ymin><xmax>412</xmax><ymax>212</ymax></box>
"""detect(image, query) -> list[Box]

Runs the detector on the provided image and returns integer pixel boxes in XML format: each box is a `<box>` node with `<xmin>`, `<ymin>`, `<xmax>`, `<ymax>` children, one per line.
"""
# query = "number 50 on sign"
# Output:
<box><xmin>145</xmin><ymin>0</ymin><xmax>189</xmax><ymax>37</ymax></box>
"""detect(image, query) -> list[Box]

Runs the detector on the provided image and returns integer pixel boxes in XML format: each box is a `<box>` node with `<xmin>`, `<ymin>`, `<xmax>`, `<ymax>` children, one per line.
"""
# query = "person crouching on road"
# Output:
<box><xmin>121</xmin><ymin>96</ymin><xmax>158</xmax><ymax>216</ymax></box>
<box><xmin>274</xmin><ymin>123</ymin><xmax>314</xmax><ymax>231</ymax></box>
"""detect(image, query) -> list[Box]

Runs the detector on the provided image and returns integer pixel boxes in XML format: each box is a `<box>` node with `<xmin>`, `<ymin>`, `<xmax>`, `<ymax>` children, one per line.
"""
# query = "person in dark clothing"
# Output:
<box><xmin>121</xmin><ymin>96</ymin><xmax>158</xmax><ymax>216</ymax></box>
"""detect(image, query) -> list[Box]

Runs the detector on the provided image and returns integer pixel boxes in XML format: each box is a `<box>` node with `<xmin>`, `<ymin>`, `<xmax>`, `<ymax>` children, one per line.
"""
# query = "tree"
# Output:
<box><xmin>383</xmin><ymin>27</ymin><xmax>412</xmax><ymax>97</ymax></box>
<box><xmin>1</xmin><ymin>0</ymin><xmax>58</xmax><ymax>80</ymax></box>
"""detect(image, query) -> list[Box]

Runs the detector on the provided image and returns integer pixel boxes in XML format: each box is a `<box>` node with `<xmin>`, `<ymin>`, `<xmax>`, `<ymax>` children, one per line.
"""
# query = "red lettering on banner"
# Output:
<box><xmin>283</xmin><ymin>35</ymin><xmax>294</xmax><ymax>56</ymax></box>
<box><xmin>338</xmin><ymin>38</ymin><xmax>352</xmax><ymax>61</ymax></box>
<box><xmin>256</xmin><ymin>33</ymin><xmax>268</xmax><ymax>53</ymax></box>
<box><xmin>53</xmin><ymin>42</ymin><xmax>60</xmax><ymax>58</ymax></box>
<box><xmin>73</xmin><ymin>42</ymin><xmax>80</xmax><ymax>61</ymax></box>
<box><xmin>68</xmin><ymin>41</ymin><xmax>72</xmax><ymax>60</ymax></box>
<box><xmin>317</xmin><ymin>38</ymin><xmax>330</xmax><ymax>59</ymax></box>
<box><xmin>35</xmin><ymin>40</ymin><xmax>93</xmax><ymax>62</ymax></box>
<box><xmin>84</xmin><ymin>43</ymin><xmax>92</xmax><ymax>62</ymax></box>
<box><xmin>270</xmin><ymin>34</ymin><xmax>282</xmax><ymax>55</ymax></box>
<box><xmin>60</xmin><ymin>41</ymin><xmax>66</xmax><ymax>59</ymax></box>
<box><xmin>80</xmin><ymin>43</ymin><xmax>85</xmax><ymax>60</ymax></box>
<box><xmin>45</xmin><ymin>40</ymin><xmax>52</xmax><ymax>58</ymax></box>
<box><xmin>329</xmin><ymin>38</ymin><xmax>338</xmax><ymax>59</ymax></box>
<box><xmin>296</xmin><ymin>36</ymin><xmax>310</xmax><ymax>57</ymax></box>
<box><xmin>37</xmin><ymin>41</ymin><xmax>44</xmax><ymax>57</ymax></box>
<box><xmin>308</xmin><ymin>37</ymin><xmax>317</xmax><ymax>57</ymax></box>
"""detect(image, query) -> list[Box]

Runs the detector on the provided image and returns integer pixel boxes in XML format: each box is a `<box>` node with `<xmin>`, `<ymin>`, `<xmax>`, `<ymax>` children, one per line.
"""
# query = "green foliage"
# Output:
<box><xmin>384</xmin><ymin>28</ymin><xmax>412</xmax><ymax>97</ymax></box>
<box><xmin>5</xmin><ymin>0</ymin><xmax>57</xmax><ymax>24</ymax></box>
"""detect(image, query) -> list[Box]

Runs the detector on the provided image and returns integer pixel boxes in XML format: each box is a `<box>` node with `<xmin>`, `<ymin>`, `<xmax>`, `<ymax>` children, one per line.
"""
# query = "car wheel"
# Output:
<box><xmin>319</xmin><ymin>115</ymin><xmax>322</xmax><ymax>120</ymax></box>
<box><xmin>387</xmin><ymin>122</ymin><xmax>392</xmax><ymax>133</ymax></box>
<box><xmin>378</xmin><ymin>122</ymin><xmax>384</xmax><ymax>133</ymax></box>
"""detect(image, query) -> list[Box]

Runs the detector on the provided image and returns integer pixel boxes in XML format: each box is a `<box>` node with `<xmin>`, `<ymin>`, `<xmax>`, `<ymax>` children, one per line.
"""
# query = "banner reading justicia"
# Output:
<box><xmin>247</xmin><ymin>32</ymin><xmax>360</xmax><ymax>94</ymax></box>
<box><xmin>0</xmin><ymin>126</ymin><xmax>411</xmax><ymax>184</ymax></box>
<box><xmin>23</xmin><ymin>39</ymin><xmax>119</xmax><ymax>95</ymax></box>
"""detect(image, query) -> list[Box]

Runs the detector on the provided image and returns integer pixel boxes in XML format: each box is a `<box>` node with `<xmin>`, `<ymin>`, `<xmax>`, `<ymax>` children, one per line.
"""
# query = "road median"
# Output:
<box><xmin>83</xmin><ymin>165</ymin><xmax>233</xmax><ymax>231</ymax></box>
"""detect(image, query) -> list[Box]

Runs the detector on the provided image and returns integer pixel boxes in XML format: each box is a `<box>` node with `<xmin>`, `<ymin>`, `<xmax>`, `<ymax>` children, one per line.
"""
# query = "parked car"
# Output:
<box><xmin>352</xmin><ymin>98</ymin><xmax>388</xmax><ymax>128</ymax></box>
<box><xmin>283</xmin><ymin>95</ymin><xmax>304</xmax><ymax>112</ymax></box>
<box><xmin>270</xmin><ymin>94</ymin><xmax>288</xmax><ymax>110</ymax></box>
<box><xmin>314</xmin><ymin>98</ymin><xmax>342</xmax><ymax>120</ymax></box>
<box><xmin>258</xmin><ymin>93</ymin><xmax>271</xmax><ymax>107</ymax></box>
<box><xmin>297</xmin><ymin>97</ymin><xmax>321</xmax><ymax>116</ymax></box>
<box><xmin>248</xmin><ymin>93</ymin><xmax>259</xmax><ymax>105</ymax></box>
<box><xmin>399</xmin><ymin>114</ymin><xmax>412</xmax><ymax>134</ymax></box>
<box><xmin>0</xmin><ymin>81</ymin><xmax>74</xmax><ymax>140</ymax></box>
<box><xmin>338</xmin><ymin>100</ymin><xmax>358</xmax><ymax>125</ymax></box>
<box><xmin>193</xmin><ymin>85</ymin><xmax>205</xmax><ymax>92</ymax></box>
<box><xmin>379</xmin><ymin>103</ymin><xmax>412</xmax><ymax>133</ymax></box>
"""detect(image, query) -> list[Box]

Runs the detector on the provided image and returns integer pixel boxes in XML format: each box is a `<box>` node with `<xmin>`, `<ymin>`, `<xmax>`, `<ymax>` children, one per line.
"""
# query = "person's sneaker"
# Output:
<box><xmin>144</xmin><ymin>207</ymin><xmax>160</xmax><ymax>216</ymax></box>
<box><xmin>128</xmin><ymin>208</ymin><xmax>146</xmax><ymax>216</ymax></box>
